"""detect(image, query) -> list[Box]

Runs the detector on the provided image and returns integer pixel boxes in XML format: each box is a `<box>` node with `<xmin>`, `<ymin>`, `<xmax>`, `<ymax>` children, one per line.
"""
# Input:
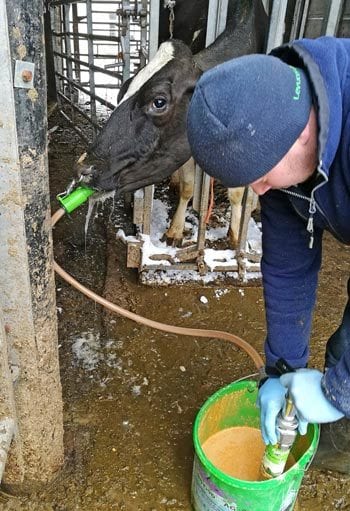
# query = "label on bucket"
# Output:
<box><xmin>192</xmin><ymin>457</ymin><xmax>237</xmax><ymax>511</ymax></box>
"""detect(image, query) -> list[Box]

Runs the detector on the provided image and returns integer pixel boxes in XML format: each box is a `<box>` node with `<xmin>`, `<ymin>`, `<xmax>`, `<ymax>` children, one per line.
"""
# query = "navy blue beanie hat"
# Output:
<box><xmin>187</xmin><ymin>54</ymin><xmax>312</xmax><ymax>187</ymax></box>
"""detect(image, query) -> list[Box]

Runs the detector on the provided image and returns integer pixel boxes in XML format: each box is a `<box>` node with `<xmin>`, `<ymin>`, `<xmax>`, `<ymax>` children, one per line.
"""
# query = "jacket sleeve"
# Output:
<box><xmin>260</xmin><ymin>189</ymin><xmax>323</xmax><ymax>373</ymax></box>
<box><xmin>322</xmin><ymin>357</ymin><xmax>350</xmax><ymax>416</ymax></box>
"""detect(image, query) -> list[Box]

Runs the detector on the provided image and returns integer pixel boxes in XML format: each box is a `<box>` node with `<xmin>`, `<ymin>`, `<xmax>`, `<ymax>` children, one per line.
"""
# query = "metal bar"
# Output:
<box><xmin>63</xmin><ymin>2</ymin><xmax>75</xmax><ymax>115</ymax></box>
<box><xmin>139</xmin><ymin>0</ymin><xmax>148</xmax><ymax>68</ymax></box>
<box><xmin>121</xmin><ymin>0</ymin><xmax>131</xmax><ymax>82</ymax></box>
<box><xmin>297</xmin><ymin>0</ymin><xmax>311</xmax><ymax>38</ymax></box>
<box><xmin>140</xmin><ymin>0</ymin><xmax>159</xmax><ymax>239</ymax></box>
<box><xmin>57</xmin><ymin>90</ymin><xmax>101</xmax><ymax>129</ymax></box>
<box><xmin>195</xmin><ymin>0</ymin><xmax>229</xmax><ymax>255</ymax></box>
<box><xmin>289</xmin><ymin>0</ymin><xmax>305</xmax><ymax>40</ymax></box>
<box><xmin>86</xmin><ymin>0</ymin><xmax>97</xmax><ymax>132</ymax></box>
<box><xmin>54</xmin><ymin>50</ymin><xmax>123</xmax><ymax>80</ymax></box>
<box><xmin>266</xmin><ymin>0</ymin><xmax>289</xmax><ymax>52</ymax></box>
<box><xmin>59</xmin><ymin>109</ymin><xmax>91</xmax><ymax>145</ymax></box>
<box><xmin>52</xmin><ymin>30</ymin><xmax>121</xmax><ymax>42</ymax></box>
<box><xmin>149</xmin><ymin>0</ymin><xmax>160</xmax><ymax>59</ymax></box>
<box><xmin>50</xmin><ymin>5</ymin><xmax>64</xmax><ymax>104</ymax></box>
<box><xmin>50</xmin><ymin>0</ymin><xmax>85</xmax><ymax>6</ymax></box>
<box><xmin>72</xmin><ymin>3</ymin><xmax>81</xmax><ymax>82</ymax></box>
<box><xmin>206</xmin><ymin>0</ymin><xmax>229</xmax><ymax>43</ymax></box>
<box><xmin>55</xmin><ymin>70</ymin><xmax>116</xmax><ymax>109</ymax></box>
<box><xmin>325</xmin><ymin>0</ymin><xmax>344</xmax><ymax>35</ymax></box>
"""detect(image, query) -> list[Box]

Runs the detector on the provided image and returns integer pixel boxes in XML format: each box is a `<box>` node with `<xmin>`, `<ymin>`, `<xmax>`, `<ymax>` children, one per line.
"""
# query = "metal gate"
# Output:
<box><xmin>48</xmin><ymin>0</ymin><xmax>350</xmax><ymax>283</ymax></box>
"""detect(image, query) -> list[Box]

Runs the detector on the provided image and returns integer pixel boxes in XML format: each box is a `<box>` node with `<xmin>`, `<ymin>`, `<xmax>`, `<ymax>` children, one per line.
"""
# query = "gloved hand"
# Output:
<box><xmin>280</xmin><ymin>368</ymin><xmax>345</xmax><ymax>424</ymax></box>
<box><xmin>257</xmin><ymin>377</ymin><xmax>287</xmax><ymax>445</ymax></box>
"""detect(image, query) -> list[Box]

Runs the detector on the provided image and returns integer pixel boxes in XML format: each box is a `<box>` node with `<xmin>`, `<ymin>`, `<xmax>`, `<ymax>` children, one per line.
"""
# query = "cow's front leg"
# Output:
<box><xmin>227</xmin><ymin>187</ymin><xmax>245</xmax><ymax>249</ymax></box>
<box><xmin>227</xmin><ymin>187</ymin><xmax>258</xmax><ymax>249</ymax></box>
<box><xmin>165</xmin><ymin>158</ymin><xmax>195</xmax><ymax>247</ymax></box>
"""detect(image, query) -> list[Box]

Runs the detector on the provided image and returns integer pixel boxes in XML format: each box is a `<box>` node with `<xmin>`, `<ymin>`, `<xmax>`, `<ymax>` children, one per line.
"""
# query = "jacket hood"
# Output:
<box><xmin>271</xmin><ymin>36</ymin><xmax>350</xmax><ymax>178</ymax></box>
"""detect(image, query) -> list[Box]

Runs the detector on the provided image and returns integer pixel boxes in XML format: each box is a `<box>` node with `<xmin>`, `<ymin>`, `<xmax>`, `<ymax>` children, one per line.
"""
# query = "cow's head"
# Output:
<box><xmin>78</xmin><ymin>40</ymin><xmax>202</xmax><ymax>194</ymax></box>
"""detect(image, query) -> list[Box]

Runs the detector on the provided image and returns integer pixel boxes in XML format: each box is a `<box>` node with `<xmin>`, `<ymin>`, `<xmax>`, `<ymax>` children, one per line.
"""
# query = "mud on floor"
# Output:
<box><xmin>1</xmin><ymin>114</ymin><xmax>350</xmax><ymax>510</ymax></box>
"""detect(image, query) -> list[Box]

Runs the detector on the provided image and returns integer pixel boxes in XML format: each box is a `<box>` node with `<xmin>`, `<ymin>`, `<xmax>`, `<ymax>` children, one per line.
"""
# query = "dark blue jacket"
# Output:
<box><xmin>262</xmin><ymin>36</ymin><xmax>350</xmax><ymax>416</ymax></box>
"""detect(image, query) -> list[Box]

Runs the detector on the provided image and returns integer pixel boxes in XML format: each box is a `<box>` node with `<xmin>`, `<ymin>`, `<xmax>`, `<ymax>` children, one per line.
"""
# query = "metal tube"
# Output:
<box><xmin>206</xmin><ymin>0</ymin><xmax>229</xmax><ymax>44</ymax></box>
<box><xmin>325</xmin><ymin>0</ymin><xmax>344</xmax><ymax>35</ymax></box>
<box><xmin>195</xmin><ymin>0</ymin><xmax>229</xmax><ymax>258</ymax></box>
<box><xmin>57</xmin><ymin>90</ymin><xmax>101</xmax><ymax>128</ymax></box>
<box><xmin>149</xmin><ymin>0</ymin><xmax>160</xmax><ymax>59</ymax></box>
<box><xmin>59</xmin><ymin>109</ymin><xmax>91</xmax><ymax>144</ymax></box>
<box><xmin>52</xmin><ymin>30</ymin><xmax>121</xmax><ymax>42</ymax></box>
<box><xmin>72</xmin><ymin>3</ymin><xmax>81</xmax><ymax>82</ymax></box>
<box><xmin>63</xmin><ymin>3</ymin><xmax>75</xmax><ymax>107</ymax></box>
<box><xmin>266</xmin><ymin>0</ymin><xmax>289</xmax><ymax>52</ymax></box>
<box><xmin>54</xmin><ymin>50</ymin><xmax>123</xmax><ymax>81</ymax></box>
<box><xmin>55</xmin><ymin>70</ymin><xmax>116</xmax><ymax>109</ymax></box>
<box><xmin>86</xmin><ymin>0</ymin><xmax>97</xmax><ymax>132</ymax></box>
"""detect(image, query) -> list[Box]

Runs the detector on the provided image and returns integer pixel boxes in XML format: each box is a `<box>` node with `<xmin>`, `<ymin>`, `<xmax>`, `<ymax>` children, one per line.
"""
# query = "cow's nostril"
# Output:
<box><xmin>79</xmin><ymin>165</ymin><xmax>95</xmax><ymax>176</ymax></box>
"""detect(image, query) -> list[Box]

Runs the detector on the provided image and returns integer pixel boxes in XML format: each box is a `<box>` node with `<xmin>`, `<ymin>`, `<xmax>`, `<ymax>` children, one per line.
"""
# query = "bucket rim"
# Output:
<box><xmin>193</xmin><ymin>379</ymin><xmax>320</xmax><ymax>488</ymax></box>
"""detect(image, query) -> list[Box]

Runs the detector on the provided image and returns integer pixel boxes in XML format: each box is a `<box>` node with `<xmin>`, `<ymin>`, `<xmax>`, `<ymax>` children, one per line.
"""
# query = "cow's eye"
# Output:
<box><xmin>152</xmin><ymin>97</ymin><xmax>167</xmax><ymax>111</ymax></box>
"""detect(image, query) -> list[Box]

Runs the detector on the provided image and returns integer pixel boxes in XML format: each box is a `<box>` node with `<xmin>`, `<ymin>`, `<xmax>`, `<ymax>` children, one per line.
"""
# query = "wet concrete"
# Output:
<box><xmin>1</xmin><ymin>114</ymin><xmax>350</xmax><ymax>510</ymax></box>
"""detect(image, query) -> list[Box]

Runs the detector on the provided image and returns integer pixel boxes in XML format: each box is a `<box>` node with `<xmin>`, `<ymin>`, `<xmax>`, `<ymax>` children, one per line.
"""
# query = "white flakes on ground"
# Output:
<box><xmin>71</xmin><ymin>330</ymin><xmax>102</xmax><ymax>371</ymax></box>
<box><xmin>200</xmin><ymin>295</ymin><xmax>208</xmax><ymax>304</ymax></box>
<box><xmin>239</xmin><ymin>288</ymin><xmax>245</xmax><ymax>296</ymax></box>
<box><xmin>179</xmin><ymin>366</ymin><xmax>186</xmax><ymax>372</ymax></box>
<box><xmin>132</xmin><ymin>385</ymin><xmax>141</xmax><ymax>396</ymax></box>
<box><xmin>214</xmin><ymin>288</ymin><xmax>229</xmax><ymax>299</ymax></box>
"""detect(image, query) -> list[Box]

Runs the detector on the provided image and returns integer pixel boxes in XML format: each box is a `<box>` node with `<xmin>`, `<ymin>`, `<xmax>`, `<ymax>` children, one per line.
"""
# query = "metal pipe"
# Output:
<box><xmin>0</xmin><ymin>418</ymin><xmax>15</xmax><ymax>483</ymax></box>
<box><xmin>55</xmin><ymin>70</ymin><xmax>116</xmax><ymax>110</ymax></box>
<box><xmin>58</xmin><ymin>110</ymin><xmax>91</xmax><ymax>144</ymax></box>
<box><xmin>57</xmin><ymin>90</ymin><xmax>101</xmax><ymax>129</ymax></box>
<box><xmin>325</xmin><ymin>0</ymin><xmax>344</xmax><ymax>35</ymax></box>
<box><xmin>86</xmin><ymin>0</ymin><xmax>97</xmax><ymax>133</ymax></box>
<box><xmin>54</xmin><ymin>50</ymin><xmax>123</xmax><ymax>80</ymax></box>
<box><xmin>52</xmin><ymin>30</ymin><xmax>121</xmax><ymax>43</ymax></box>
<box><xmin>266</xmin><ymin>0</ymin><xmax>289</xmax><ymax>52</ymax></box>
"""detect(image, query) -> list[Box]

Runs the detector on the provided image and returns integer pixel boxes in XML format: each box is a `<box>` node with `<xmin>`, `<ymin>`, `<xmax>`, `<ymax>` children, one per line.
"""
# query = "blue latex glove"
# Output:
<box><xmin>257</xmin><ymin>377</ymin><xmax>287</xmax><ymax>445</ymax></box>
<box><xmin>280</xmin><ymin>368</ymin><xmax>345</xmax><ymax>424</ymax></box>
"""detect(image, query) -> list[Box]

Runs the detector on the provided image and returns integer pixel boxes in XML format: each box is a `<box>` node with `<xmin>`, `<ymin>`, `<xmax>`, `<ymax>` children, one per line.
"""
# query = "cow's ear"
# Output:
<box><xmin>184</xmin><ymin>65</ymin><xmax>203</xmax><ymax>94</ymax></box>
<box><xmin>118</xmin><ymin>76</ymin><xmax>133</xmax><ymax>103</ymax></box>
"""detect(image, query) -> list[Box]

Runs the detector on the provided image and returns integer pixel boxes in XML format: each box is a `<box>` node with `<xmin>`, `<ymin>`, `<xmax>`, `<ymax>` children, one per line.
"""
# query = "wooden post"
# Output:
<box><xmin>0</xmin><ymin>0</ymin><xmax>64</xmax><ymax>490</ymax></box>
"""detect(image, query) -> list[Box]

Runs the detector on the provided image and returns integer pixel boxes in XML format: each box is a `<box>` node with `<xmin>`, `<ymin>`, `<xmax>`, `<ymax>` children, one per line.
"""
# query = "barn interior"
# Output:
<box><xmin>1</xmin><ymin>0</ymin><xmax>350</xmax><ymax>509</ymax></box>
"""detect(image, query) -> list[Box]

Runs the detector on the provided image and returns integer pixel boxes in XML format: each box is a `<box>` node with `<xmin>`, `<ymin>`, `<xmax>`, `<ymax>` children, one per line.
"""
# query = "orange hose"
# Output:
<box><xmin>52</xmin><ymin>207</ymin><xmax>265</xmax><ymax>373</ymax></box>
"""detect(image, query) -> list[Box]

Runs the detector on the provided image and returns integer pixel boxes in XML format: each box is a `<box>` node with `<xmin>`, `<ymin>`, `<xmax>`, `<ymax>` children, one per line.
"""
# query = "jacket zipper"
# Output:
<box><xmin>279</xmin><ymin>188</ymin><xmax>316</xmax><ymax>248</ymax></box>
<box><xmin>278</xmin><ymin>164</ymin><xmax>328</xmax><ymax>249</ymax></box>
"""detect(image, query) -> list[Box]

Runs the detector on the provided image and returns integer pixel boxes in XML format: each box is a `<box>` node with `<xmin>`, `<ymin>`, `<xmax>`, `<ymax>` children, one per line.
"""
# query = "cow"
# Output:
<box><xmin>77</xmin><ymin>0</ymin><xmax>269</xmax><ymax>247</ymax></box>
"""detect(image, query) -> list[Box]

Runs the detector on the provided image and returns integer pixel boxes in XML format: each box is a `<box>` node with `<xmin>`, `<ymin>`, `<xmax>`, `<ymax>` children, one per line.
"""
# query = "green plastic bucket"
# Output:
<box><xmin>192</xmin><ymin>380</ymin><xmax>319</xmax><ymax>511</ymax></box>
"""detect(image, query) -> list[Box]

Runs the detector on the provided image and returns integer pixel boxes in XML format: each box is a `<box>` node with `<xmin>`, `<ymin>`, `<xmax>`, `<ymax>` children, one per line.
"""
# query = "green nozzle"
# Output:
<box><xmin>57</xmin><ymin>186</ymin><xmax>95</xmax><ymax>214</ymax></box>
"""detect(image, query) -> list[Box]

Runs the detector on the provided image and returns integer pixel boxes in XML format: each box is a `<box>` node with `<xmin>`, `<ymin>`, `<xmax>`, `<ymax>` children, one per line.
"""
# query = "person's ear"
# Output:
<box><xmin>298</xmin><ymin>107</ymin><xmax>316</xmax><ymax>146</ymax></box>
<box><xmin>298</xmin><ymin>120</ymin><xmax>311</xmax><ymax>145</ymax></box>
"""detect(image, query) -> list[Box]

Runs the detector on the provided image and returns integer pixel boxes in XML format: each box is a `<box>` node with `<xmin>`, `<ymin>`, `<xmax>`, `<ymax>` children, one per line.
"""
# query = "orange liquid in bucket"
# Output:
<box><xmin>202</xmin><ymin>426</ymin><xmax>296</xmax><ymax>481</ymax></box>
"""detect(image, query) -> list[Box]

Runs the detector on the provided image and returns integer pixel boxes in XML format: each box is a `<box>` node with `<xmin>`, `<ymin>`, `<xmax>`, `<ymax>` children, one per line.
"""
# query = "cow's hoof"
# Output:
<box><xmin>161</xmin><ymin>233</ymin><xmax>183</xmax><ymax>247</ymax></box>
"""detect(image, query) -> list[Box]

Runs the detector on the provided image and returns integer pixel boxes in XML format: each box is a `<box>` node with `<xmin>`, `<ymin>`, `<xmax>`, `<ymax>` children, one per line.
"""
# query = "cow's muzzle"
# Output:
<box><xmin>75</xmin><ymin>152</ymin><xmax>98</xmax><ymax>186</ymax></box>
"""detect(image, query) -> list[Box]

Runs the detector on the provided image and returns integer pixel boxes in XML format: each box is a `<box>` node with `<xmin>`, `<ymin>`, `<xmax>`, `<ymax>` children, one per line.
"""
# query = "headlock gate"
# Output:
<box><xmin>49</xmin><ymin>0</ymin><xmax>350</xmax><ymax>284</ymax></box>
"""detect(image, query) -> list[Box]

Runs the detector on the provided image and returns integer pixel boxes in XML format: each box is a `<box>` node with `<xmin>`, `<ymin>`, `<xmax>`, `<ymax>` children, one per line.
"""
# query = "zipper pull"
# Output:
<box><xmin>307</xmin><ymin>219</ymin><xmax>314</xmax><ymax>249</ymax></box>
<box><xmin>307</xmin><ymin>196</ymin><xmax>316</xmax><ymax>249</ymax></box>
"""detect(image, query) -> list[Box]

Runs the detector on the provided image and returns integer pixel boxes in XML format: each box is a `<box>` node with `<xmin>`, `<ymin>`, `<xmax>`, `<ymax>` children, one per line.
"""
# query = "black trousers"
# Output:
<box><xmin>325</xmin><ymin>278</ymin><xmax>350</xmax><ymax>369</ymax></box>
